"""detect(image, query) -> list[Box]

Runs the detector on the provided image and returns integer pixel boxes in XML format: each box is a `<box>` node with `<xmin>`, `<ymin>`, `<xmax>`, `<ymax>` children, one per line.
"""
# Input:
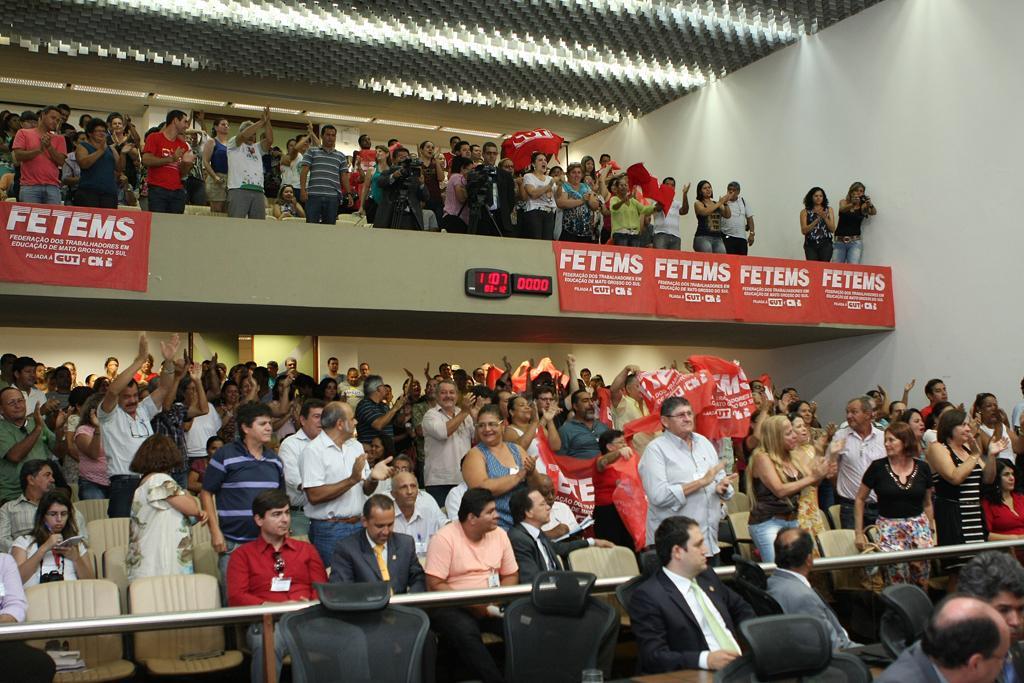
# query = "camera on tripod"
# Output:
<box><xmin>466</xmin><ymin>164</ymin><xmax>497</xmax><ymax>207</ymax></box>
<box><xmin>394</xmin><ymin>156</ymin><xmax>423</xmax><ymax>178</ymax></box>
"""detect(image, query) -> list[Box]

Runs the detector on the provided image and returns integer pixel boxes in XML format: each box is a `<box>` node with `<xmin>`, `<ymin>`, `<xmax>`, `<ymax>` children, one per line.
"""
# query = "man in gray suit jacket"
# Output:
<box><xmin>875</xmin><ymin>596</ymin><xmax>1009</xmax><ymax>683</ymax></box>
<box><xmin>767</xmin><ymin>528</ymin><xmax>856</xmax><ymax>651</ymax></box>
<box><xmin>329</xmin><ymin>494</ymin><xmax>426</xmax><ymax>593</ymax></box>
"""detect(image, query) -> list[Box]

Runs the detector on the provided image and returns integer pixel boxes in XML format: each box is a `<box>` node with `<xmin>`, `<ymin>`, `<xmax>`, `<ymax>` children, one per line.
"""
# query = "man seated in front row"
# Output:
<box><xmin>390</xmin><ymin>471</ymin><xmax>446</xmax><ymax>555</ymax></box>
<box><xmin>227</xmin><ymin>490</ymin><xmax>326</xmax><ymax>683</ymax></box>
<box><xmin>957</xmin><ymin>551</ymin><xmax>1024</xmax><ymax>682</ymax></box>
<box><xmin>424</xmin><ymin>488</ymin><xmax>518</xmax><ymax>683</ymax></box>
<box><xmin>627</xmin><ymin>515</ymin><xmax>754</xmax><ymax>673</ymax></box>
<box><xmin>767</xmin><ymin>528</ymin><xmax>857</xmax><ymax>651</ymax></box>
<box><xmin>875</xmin><ymin>595</ymin><xmax>1009</xmax><ymax>683</ymax></box>
<box><xmin>508</xmin><ymin>488</ymin><xmax>612</xmax><ymax>584</ymax></box>
<box><xmin>330</xmin><ymin>493</ymin><xmax>425</xmax><ymax>593</ymax></box>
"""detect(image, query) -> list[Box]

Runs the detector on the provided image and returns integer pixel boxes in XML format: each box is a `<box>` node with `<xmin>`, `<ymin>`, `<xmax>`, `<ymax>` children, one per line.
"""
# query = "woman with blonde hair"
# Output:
<box><xmin>833</xmin><ymin>181</ymin><xmax>877</xmax><ymax>264</ymax></box>
<box><xmin>747</xmin><ymin>415</ymin><xmax>829</xmax><ymax>562</ymax></box>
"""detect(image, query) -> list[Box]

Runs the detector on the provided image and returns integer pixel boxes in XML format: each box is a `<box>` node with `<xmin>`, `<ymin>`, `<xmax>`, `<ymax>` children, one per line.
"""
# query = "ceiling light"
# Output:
<box><xmin>0</xmin><ymin>76</ymin><xmax>66</xmax><ymax>89</ymax></box>
<box><xmin>232</xmin><ymin>103</ymin><xmax>302</xmax><ymax>115</ymax></box>
<box><xmin>440</xmin><ymin>127</ymin><xmax>502</xmax><ymax>138</ymax></box>
<box><xmin>154</xmin><ymin>94</ymin><xmax>227</xmax><ymax>107</ymax></box>
<box><xmin>304</xmin><ymin>111</ymin><xmax>373</xmax><ymax>123</ymax></box>
<box><xmin>371</xmin><ymin>119</ymin><xmax>439</xmax><ymax>130</ymax></box>
<box><xmin>71</xmin><ymin>84</ymin><xmax>148</xmax><ymax>97</ymax></box>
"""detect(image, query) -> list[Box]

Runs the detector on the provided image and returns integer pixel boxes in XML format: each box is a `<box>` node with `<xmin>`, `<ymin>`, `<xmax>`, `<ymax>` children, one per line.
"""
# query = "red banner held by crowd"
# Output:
<box><xmin>687</xmin><ymin>355</ymin><xmax>756</xmax><ymax>440</ymax></box>
<box><xmin>0</xmin><ymin>202</ymin><xmax>151</xmax><ymax>292</ymax></box>
<box><xmin>634</xmin><ymin>367</ymin><xmax>716</xmax><ymax>415</ymax></box>
<box><xmin>535</xmin><ymin>429</ymin><xmax>596</xmax><ymax>523</ymax></box>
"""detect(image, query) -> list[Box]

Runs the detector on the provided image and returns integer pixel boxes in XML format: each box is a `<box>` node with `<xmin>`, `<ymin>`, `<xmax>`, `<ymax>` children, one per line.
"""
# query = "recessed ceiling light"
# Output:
<box><xmin>305</xmin><ymin>111</ymin><xmax>373</xmax><ymax>123</ymax></box>
<box><xmin>154</xmin><ymin>94</ymin><xmax>227</xmax><ymax>107</ymax></box>
<box><xmin>232</xmin><ymin>103</ymin><xmax>302</xmax><ymax>115</ymax></box>
<box><xmin>0</xmin><ymin>76</ymin><xmax>66</xmax><ymax>89</ymax></box>
<box><xmin>371</xmin><ymin>119</ymin><xmax>439</xmax><ymax>130</ymax></box>
<box><xmin>71</xmin><ymin>84</ymin><xmax>148</xmax><ymax>97</ymax></box>
<box><xmin>439</xmin><ymin>127</ymin><xmax>502</xmax><ymax>138</ymax></box>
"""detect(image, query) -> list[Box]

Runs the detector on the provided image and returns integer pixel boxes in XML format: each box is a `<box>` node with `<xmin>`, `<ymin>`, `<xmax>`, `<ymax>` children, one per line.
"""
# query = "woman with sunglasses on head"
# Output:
<box><xmin>11</xmin><ymin>491</ymin><xmax>93</xmax><ymax>586</ymax></box>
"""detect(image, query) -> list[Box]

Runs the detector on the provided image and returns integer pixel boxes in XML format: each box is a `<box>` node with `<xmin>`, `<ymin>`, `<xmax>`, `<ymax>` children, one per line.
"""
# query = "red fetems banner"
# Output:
<box><xmin>0</xmin><ymin>202</ymin><xmax>151</xmax><ymax>291</ymax></box>
<box><xmin>552</xmin><ymin>243</ymin><xmax>894</xmax><ymax>327</ymax></box>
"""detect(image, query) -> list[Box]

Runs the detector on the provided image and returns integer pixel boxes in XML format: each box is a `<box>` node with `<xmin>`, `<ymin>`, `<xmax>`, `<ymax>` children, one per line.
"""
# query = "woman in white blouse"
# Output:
<box><xmin>520</xmin><ymin>151</ymin><xmax>557</xmax><ymax>240</ymax></box>
<box><xmin>11</xmin><ymin>491</ymin><xmax>93</xmax><ymax>586</ymax></box>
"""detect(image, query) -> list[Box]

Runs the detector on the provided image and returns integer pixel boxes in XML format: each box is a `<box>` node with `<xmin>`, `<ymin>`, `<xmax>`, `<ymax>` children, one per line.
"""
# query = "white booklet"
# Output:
<box><xmin>554</xmin><ymin>516</ymin><xmax>595</xmax><ymax>542</ymax></box>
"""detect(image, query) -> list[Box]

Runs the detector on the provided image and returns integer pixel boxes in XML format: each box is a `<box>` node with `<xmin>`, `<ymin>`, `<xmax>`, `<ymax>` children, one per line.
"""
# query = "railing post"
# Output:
<box><xmin>262</xmin><ymin>613</ymin><xmax>276</xmax><ymax>683</ymax></box>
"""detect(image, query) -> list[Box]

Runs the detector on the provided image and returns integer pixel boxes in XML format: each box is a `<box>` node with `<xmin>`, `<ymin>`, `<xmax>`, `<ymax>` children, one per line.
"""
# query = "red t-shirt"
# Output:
<box><xmin>355</xmin><ymin>149</ymin><xmax>376</xmax><ymax>174</ymax></box>
<box><xmin>142</xmin><ymin>130</ymin><xmax>190</xmax><ymax>191</ymax></box>
<box><xmin>227</xmin><ymin>536</ymin><xmax>326</xmax><ymax>606</ymax></box>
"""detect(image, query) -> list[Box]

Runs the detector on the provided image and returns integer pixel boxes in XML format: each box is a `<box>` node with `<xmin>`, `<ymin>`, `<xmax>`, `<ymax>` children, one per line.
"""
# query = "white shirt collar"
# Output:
<box><xmin>521</xmin><ymin>522</ymin><xmax>543</xmax><ymax>540</ymax></box>
<box><xmin>365</xmin><ymin>532</ymin><xmax>386</xmax><ymax>551</ymax></box>
<box><xmin>775</xmin><ymin>568</ymin><xmax>812</xmax><ymax>589</ymax></box>
<box><xmin>662</xmin><ymin>566</ymin><xmax>696</xmax><ymax>593</ymax></box>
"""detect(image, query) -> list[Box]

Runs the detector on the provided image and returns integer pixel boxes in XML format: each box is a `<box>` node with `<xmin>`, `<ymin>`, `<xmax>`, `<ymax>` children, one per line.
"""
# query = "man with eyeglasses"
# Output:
<box><xmin>639</xmin><ymin>397</ymin><xmax>736</xmax><ymax>557</ymax></box>
<box><xmin>0</xmin><ymin>388</ymin><xmax>67</xmax><ymax>506</ymax></box>
<box><xmin>227</xmin><ymin>489</ymin><xmax>326</xmax><ymax>683</ymax></box>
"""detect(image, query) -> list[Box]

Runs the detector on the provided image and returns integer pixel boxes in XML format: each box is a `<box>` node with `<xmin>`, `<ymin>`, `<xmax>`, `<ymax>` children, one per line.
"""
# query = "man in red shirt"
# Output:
<box><xmin>919</xmin><ymin>379</ymin><xmax>948</xmax><ymax>422</ymax></box>
<box><xmin>228</xmin><ymin>489</ymin><xmax>326</xmax><ymax>683</ymax></box>
<box><xmin>12</xmin><ymin>106</ymin><xmax>67</xmax><ymax>205</ymax></box>
<box><xmin>141</xmin><ymin>110</ymin><xmax>195</xmax><ymax>214</ymax></box>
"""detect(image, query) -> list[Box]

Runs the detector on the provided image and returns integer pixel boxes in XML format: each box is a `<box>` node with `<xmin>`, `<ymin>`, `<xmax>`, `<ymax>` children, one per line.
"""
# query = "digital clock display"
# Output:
<box><xmin>465</xmin><ymin>268</ymin><xmax>511</xmax><ymax>298</ymax></box>
<box><xmin>511</xmin><ymin>274</ymin><xmax>553</xmax><ymax>296</ymax></box>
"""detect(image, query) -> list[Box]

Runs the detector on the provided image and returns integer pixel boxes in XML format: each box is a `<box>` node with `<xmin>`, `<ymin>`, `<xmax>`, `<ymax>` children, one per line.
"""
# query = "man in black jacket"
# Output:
<box><xmin>373</xmin><ymin>146</ymin><xmax>429</xmax><ymax>230</ymax></box>
<box><xmin>507</xmin><ymin>488</ymin><xmax>612</xmax><ymax>584</ymax></box>
<box><xmin>468</xmin><ymin>142</ymin><xmax>515</xmax><ymax>238</ymax></box>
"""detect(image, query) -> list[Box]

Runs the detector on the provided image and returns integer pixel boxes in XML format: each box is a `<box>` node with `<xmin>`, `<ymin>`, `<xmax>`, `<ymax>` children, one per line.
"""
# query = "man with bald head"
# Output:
<box><xmin>875</xmin><ymin>595</ymin><xmax>1010</xmax><ymax>683</ymax></box>
<box><xmin>390</xmin><ymin>470</ymin><xmax>446</xmax><ymax>555</ymax></box>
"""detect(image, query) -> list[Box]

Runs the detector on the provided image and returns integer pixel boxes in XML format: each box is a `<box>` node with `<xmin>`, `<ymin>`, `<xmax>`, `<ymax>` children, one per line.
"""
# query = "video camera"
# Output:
<box><xmin>466</xmin><ymin>164</ymin><xmax>497</xmax><ymax>207</ymax></box>
<box><xmin>393</xmin><ymin>156</ymin><xmax>423</xmax><ymax>178</ymax></box>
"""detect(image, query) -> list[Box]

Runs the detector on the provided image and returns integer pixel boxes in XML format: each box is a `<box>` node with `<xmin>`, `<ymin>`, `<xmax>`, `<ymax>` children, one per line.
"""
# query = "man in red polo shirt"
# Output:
<box><xmin>228</xmin><ymin>489</ymin><xmax>326</xmax><ymax>683</ymax></box>
<box><xmin>141</xmin><ymin>109</ymin><xmax>195</xmax><ymax>214</ymax></box>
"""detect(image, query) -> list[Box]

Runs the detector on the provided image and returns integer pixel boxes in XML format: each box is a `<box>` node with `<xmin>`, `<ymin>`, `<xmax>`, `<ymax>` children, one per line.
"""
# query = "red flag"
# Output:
<box><xmin>758</xmin><ymin>373</ymin><xmax>775</xmax><ymax>402</ymax></box>
<box><xmin>595</xmin><ymin>386</ymin><xmax>613</xmax><ymax>429</ymax></box>
<box><xmin>535</xmin><ymin>429</ymin><xmax>596</xmax><ymax>523</ymax></box>
<box><xmin>485</xmin><ymin>364</ymin><xmax>505</xmax><ymax>390</ymax></box>
<box><xmin>687</xmin><ymin>355</ymin><xmax>756</xmax><ymax>440</ymax></box>
<box><xmin>609</xmin><ymin>453</ymin><xmax>647</xmax><ymax>551</ymax></box>
<box><xmin>501</xmin><ymin>129</ymin><xmax>564</xmax><ymax>172</ymax></box>
<box><xmin>634</xmin><ymin>368</ymin><xmax>717</xmax><ymax>416</ymax></box>
<box><xmin>510</xmin><ymin>357</ymin><xmax>568</xmax><ymax>394</ymax></box>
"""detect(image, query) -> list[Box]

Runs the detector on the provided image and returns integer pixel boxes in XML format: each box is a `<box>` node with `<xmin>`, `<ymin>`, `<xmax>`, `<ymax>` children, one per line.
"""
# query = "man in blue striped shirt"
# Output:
<box><xmin>201</xmin><ymin>402</ymin><xmax>284</xmax><ymax>584</ymax></box>
<box><xmin>299</xmin><ymin>124</ymin><xmax>350</xmax><ymax>225</ymax></box>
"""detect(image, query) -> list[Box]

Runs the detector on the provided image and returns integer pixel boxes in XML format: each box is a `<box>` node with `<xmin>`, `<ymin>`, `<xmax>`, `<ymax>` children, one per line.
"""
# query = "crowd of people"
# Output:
<box><xmin>2</xmin><ymin>104</ymin><xmax>878</xmax><ymax>263</ymax></box>
<box><xmin>1</xmin><ymin>336</ymin><xmax>1021</xmax><ymax>681</ymax></box>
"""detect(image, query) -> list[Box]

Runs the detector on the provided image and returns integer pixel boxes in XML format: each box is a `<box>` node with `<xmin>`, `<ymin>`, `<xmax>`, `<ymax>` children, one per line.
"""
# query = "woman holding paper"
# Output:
<box><xmin>11</xmin><ymin>491</ymin><xmax>93</xmax><ymax>586</ymax></box>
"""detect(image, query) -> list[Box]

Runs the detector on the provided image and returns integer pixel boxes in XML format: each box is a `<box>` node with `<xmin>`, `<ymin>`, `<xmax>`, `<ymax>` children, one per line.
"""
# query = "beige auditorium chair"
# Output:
<box><xmin>129</xmin><ymin>574</ymin><xmax>243</xmax><ymax>676</ymax></box>
<box><xmin>567</xmin><ymin>545</ymin><xmax>640</xmax><ymax>578</ymax></box>
<box><xmin>828</xmin><ymin>504</ymin><xmax>843</xmax><ymax>530</ymax></box>
<box><xmin>74</xmin><ymin>499</ymin><xmax>109</xmax><ymax>526</ymax></box>
<box><xmin>184</xmin><ymin>204</ymin><xmax>211</xmax><ymax>216</ymax></box>
<box><xmin>725</xmin><ymin>491</ymin><xmax>751</xmax><ymax>514</ymax></box>
<box><xmin>102</xmin><ymin>546</ymin><xmax>130</xmax><ymax>614</ymax></box>
<box><xmin>86</xmin><ymin>518</ymin><xmax>130</xmax><ymax>577</ymax></box>
<box><xmin>116</xmin><ymin>204</ymin><xmax>140</xmax><ymax>211</ymax></box>
<box><xmin>26</xmin><ymin>579</ymin><xmax>135</xmax><ymax>682</ymax></box>
<box><xmin>728</xmin><ymin>511</ymin><xmax>755</xmax><ymax>561</ymax></box>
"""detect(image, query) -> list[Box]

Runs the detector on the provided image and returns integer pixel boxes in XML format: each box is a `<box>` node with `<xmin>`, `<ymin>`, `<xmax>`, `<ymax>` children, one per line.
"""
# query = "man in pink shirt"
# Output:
<box><xmin>12</xmin><ymin>106</ymin><xmax>67</xmax><ymax>205</ymax></box>
<box><xmin>425</xmin><ymin>487</ymin><xmax>518</xmax><ymax>683</ymax></box>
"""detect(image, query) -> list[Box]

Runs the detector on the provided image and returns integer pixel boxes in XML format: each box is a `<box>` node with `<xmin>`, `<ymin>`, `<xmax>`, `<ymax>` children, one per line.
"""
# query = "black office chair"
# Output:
<box><xmin>733</xmin><ymin>555</ymin><xmax>769</xmax><ymax>590</ymax></box>
<box><xmin>730</xmin><ymin>577</ymin><xmax>784</xmax><ymax>617</ymax></box>
<box><xmin>879</xmin><ymin>583</ymin><xmax>933</xmax><ymax>658</ymax></box>
<box><xmin>278</xmin><ymin>582</ymin><xmax>430</xmax><ymax>683</ymax></box>
<box><xmin>714</xmin><ymin>614</ymin><xmax>872</xmax><ymax>682</ymax></box>
<box><xmin>614</xmin><ymin>573</ymin><xmax>646</xmax><ymax>615</ymax></box>
<box><xmin>504</xmin><ymin>571</ymin><xmax>618</xmax><ymax>683</ymax></box>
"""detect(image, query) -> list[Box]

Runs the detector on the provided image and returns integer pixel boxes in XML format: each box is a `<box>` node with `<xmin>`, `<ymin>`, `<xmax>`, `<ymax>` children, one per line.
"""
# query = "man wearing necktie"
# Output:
<box><xmin>957</xmin><ymin>551</ymin><xmax>1024</xmax><ymax>683</ymax></box>
<box><xmin>329</xmin><ymin>494</ymin><xmax>426</xmax><ymax>593</ymax></box>
<box><xmin>627</xmin><ymin>515</ymin><xmax>755</xmax><ymax>673</ymax></box>
<box><xmin>507</xmin><ymin>488</ymin><xmax>613</xmax><ymax>584</ymax></box>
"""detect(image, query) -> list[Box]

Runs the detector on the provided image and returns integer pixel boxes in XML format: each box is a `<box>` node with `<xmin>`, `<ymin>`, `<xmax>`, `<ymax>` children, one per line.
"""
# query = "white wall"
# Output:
<box><xmin>571</xmin><ymin>0</ymin><xmax>1024</xmax><ymax>421</ymax></box>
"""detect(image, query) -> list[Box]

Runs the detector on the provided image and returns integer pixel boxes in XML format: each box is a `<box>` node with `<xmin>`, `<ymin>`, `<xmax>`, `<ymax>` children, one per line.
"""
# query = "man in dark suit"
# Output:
<box><xmin>875</xmin><ymin>596</ymin><xmax>1009</xmax><ymax>683</ymax></box>
<box><xmin>507</xmin><ymin>488</ymin><xmax>612</xmax><ymax>583</ymax></box>
<box><xmin>957</xmin><ymin>551</ymin><xmax>1024</xmax><ymax>683</ymax></box>
<box><xmin>767</xmin><ymin>528</ymin><xmax>856</xmax><ymax>651</ymax></box>
<box><xmin>627</xmin><ymin>515</ymin><xmax>754</xmax><ymax>673</ymax></box>
<box><xmin>329</xmin><ymin>494</ymin><xmax>425</xmax><ymax>593</ymax></box>
<box><xmin>468</xmin><ymin>142</ymin><xmax>515</xmax><ymax>237</ymax></box>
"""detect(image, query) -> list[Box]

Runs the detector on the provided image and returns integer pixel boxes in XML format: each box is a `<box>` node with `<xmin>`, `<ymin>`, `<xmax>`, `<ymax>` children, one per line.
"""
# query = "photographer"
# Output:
<box><xmin>442</xmin><ymin>156</ymin><xmax>473</xmax><ymax>233</ymax></box>
<box><xmin>466</xmin><ymin>141</ymin><xmax>515</xmax><ymax>237</ymax></box>
<box><xmin>373</xmin><ymin>146</ymin><xmax>429</xmax><ymax>230</ymax></box>
<box><xmin>834</xmin><ymin>181</ymin><xmax>878</xmax><ymax>264</ymax></box>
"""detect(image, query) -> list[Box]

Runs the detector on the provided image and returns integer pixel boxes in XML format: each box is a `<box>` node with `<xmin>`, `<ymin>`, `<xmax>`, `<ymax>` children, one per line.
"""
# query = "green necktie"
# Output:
<box><xmin>692</xmin><ymin>582</ymin><xmax>740</xmax><ymax>654</ymax></box>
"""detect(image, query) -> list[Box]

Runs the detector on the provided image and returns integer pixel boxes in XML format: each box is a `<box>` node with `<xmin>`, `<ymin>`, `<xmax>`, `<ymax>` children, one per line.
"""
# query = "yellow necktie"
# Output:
<box><xmin>374</xmin><ymin>543</ymin><xmax>390</xmax><ymax>582</ymax></box>
<box><xmin>692</xmin><ymin>582</ymin><xmax>740</xmax><ymax>654</ymax></box>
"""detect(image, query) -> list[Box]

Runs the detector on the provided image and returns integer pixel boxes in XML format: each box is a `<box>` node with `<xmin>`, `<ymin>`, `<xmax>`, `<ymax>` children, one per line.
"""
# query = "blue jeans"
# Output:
<box><xmin>305</xmin><ymin>193</ymin><xmax>340</xmax><ymax>224</ymax></box>
<box><xmin>693</xmin><ymin>234</ymin><xmax>726</xmax><ymax>253</ymax></box>
<box><xmin>611</xmin><ymin>233</ymin><xmax>642</xmax><ymax>248</ymax></box>
<box><xmin>19</xmin><ymin>184</ymin><xmax>62</xmax><ymax>205</ymax></box>
<box><xmin>290</xmin><ymin>508</ymin><xmax>310</xmax><ymax>537</ymax></box>
<box><xmin>309</xmin><ymin>519</ymin><xmax>362</xmax><ymax>566</ymax></box>
<box><xmin>107</xmin><ymin>475</ymin><xmax>140</xmax><ymax>518</ymax></box>
<box><xmin>170</xmin><ymin>469</ymin><xmax>188</xmax><ymax>491</ymax></box>
<box><xmin>148</xmin><ymin>186</ymin><xmax>186</xmax><ymax>214</ymax></box>
<box><xmin>78</xmin><ymin>479</ymin><xmax>110</xmax><ymax>500</ymax></box>
<box><xmin>217</xmin><ymin>539</ymin><xmax>241</xmax><ymax>605</ymax></box>
<box><xmin>749</xmin><ymin>517</ymin><xmax>799</xmax><ymax>563</ymax></box>
<box><xmin>831</xmin><ymin>239</ymin><xmax>863</xmax><ymax>264</ymax></box>
<box><xmin>652</xmin><ymin>233</ymin><xmax>681</xmax><ymax>250</ymax></box>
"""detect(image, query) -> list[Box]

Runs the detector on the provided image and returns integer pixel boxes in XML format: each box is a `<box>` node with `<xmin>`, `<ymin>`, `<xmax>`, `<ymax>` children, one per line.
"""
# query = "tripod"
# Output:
<box><xmin>468</xmin><ymin>202</ymin><xmax>504</xmax><ymax>237</ymax></box>
<box><xmin>387</xmin><ymin>179</ymin><xmax>424</xmax><ymax>231</ymax></box>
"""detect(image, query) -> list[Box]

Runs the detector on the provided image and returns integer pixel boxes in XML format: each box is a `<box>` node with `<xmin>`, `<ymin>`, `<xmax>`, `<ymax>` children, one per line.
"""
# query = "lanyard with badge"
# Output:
<box><xmin>270</xmin><ymin>550</ymin><xmax>291</xmax><ymax>593</ymax></box>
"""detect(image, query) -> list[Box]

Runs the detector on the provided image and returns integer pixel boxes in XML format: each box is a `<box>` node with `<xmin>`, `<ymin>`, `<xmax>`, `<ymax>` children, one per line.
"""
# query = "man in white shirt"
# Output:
<box><xmin>628</xmin><ymin>516</ymin><xmax>754</xmax><ymax>673</ymax></box>
<box><xmin>830</xmin><ymin>396</ymin><xmax>885</xmax><ymax>529</ymax></box>
<box><xmin>650</xmin><ymin>178</ymin><xmax>690</xmax><ymax>251</ymax></box>
<box><xmin>10</xmin><ymin>357</ymin><xmax>54</xmax><ymax>415</ymax></box>
<box><xmin>609</xmin><ymin>364</ymin><xmax>648</xmax><ymax>430</ymax></box>
<box><xmin>389</xmin><ymin>471</ymin><xmax>446</xmax><ymax>555</ymax></box>
<box><xmin>300</xmin><ymin>401</ymin><xmax>393</xmax><ymax>565</ymax></box>
<box><xmin>639</xmin><ymin>397</ymin><xmax>736</xmax><ymax>556</ymax></box>
<box><xmin>226</xmin><ymin>109</ymin><xmax>272</xmax><ymax>220</ymax></box>
<box><xmin>97</xmin><ymin>333</ymin><xmax>178</xmax><ymax>518</ymax></box>
<box><xmin>277</xmin><ymin>399</ymin><xmax>324</xmax><ymax>537</ymax></box>
<box><xmin>537</xmin><ymin>474</ymin><xmax>577</xmax><ymax>538</ymax></box>
<box><xmin>719</xmin><ymin>181</ymin><xmax>755</xmax><ymax>255</ymax></box>
<box><xmin>422</xmin><ymin>380</ymin><xmax>481</xmax><ymax>507</ymax></box>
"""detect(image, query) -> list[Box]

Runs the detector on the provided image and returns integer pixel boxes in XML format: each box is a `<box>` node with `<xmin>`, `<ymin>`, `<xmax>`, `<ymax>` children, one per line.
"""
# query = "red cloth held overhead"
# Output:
<box><xmin>687</xmin><ymin>355</ymin><xmax>757</xmax><ymax>440</ymax></box>
<box><xmin>501</xmin><ymin>129</ymin><xmax>564</xmax><ymax>172</ymax></box>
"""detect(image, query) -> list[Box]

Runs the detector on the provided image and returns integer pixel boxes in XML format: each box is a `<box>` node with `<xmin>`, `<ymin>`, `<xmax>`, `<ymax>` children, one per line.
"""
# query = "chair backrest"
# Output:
<box><xmin>504</xmin><ymin>572</ymin><xmax>619</xmax><ymax>683</ymax></box>
<box><xmin>129</xmin><ymin>574</ymin><xmax>226</xmax><ymax>661</ymax></box>
<box><xmin>726</xmin><ymin>491</ymin><xmax>751</xmax><ymax>514</ymax></box>
<box><xmin>26</xmin><ymin>579</ymin><xmax>123</xmax><ymax>669</ymax></box>
<box><xmin>102</xmin><ymin>545</ymin><xmax>130</xmax><ymax>613</ymax></box>
<box><xmin>739</xmin><ymin>614</ymin><xmax>833</xmax><ymax>679</ymax></box>
<box><xmin>190</xmin><ymin>519</ymin><xmax>211</xmax><ymax>547</ymax></box>
<box><xmin>85</xmin><ymin>517</ymin><xmax>130</xmax><ymax>577</ymax></box>
<box><xmin>732</xmin><ymin>578</ymin><xmax>784</xmax><ymax>618</ymax></box>
<box><xmin>728</xmin><ymin>511</ymin><xmax>754</xmax><ymax>561</ymax></box>
<box><xmin>816</xmin><ymin>529</ymin><xmax>857</xmax><ymax>557</ymax></box>
<box><xmin>73</xmin><ymin>498</ymin><xmax>108</xmax><ymax>525</ymax></box>
<box><xmin>879</xmin><ymin>584</ymin><xmax>934</xmax><ymax>658</ymax></box>
<box><xmin>732</xmin><ymin>556</ymin><xmax>768</xmax><ymax>590</ymax></box>
<box><xmin>192</xmin><ymin>542</ymin><xmax>220</xmax><ymax>581</ymax></box>
<box><xmin>279</xmin><ymin>603</ymin><xmax>430</xmax><ymax>683</ymax></box>
<box><xmin>566</xmin><ymin>545</ymin><xmax>639</xmax><ymax>579</ymax></box>
<box><xmin>614</xmin><ymin>574</ymin><xmax>647</xmax><ymax>614</ymax></box>
<box><xmin>827</xmin><ymin>504</ymin><xmax>843</xmax><ymax>529</ymax></box>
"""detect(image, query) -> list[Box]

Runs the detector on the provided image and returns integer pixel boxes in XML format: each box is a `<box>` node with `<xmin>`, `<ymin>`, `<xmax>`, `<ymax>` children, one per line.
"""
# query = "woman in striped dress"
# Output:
<box><xmin>926</xmin><ymin>408</ymin><xmax>1008</xmax><ymax>586</ymax></box>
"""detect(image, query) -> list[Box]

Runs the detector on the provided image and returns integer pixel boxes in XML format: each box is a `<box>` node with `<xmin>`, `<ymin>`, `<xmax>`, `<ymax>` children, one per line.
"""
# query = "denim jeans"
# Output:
<box><xmin>78</xmin><ymin>479</ymin><xmax>110</xmax><ymax>500</ymax></box>
<box><xmin>611</xmin><ymin>232</ymin><xmax>643</xmax><ymax>248</ymax></box>
<box><xmin>217</xmin><ymin>539</ymin><xmax>241</xmax><ymax>604</ymax></box>
<box><xmin>652</xmin><ymin>233</ymin><xmax>681</xmax><ymax>250</ymax></box>
<box><xmin>107</xmin><ymin>475</ymin><xmax>140</xmax><ymax>518</ymax></box>
<box><xmin>831</xmin><ymin>240</ymin><xmax>863</xmax><ymax>264</ymax></box>
<box><xmin>170</xmin><ymin>469</ymin><xmax>188</xmax><ymax>492</ymax></box>
<box><xmin>148</xmin><ymin>186</ymin><xmax>186</xmax><ymax>214</ymax></box>
<box><xmin>305</xmin><ymin>193</ymin><xmax>340</xmax><ymax>224</ymax></box>
<box><xmin>19</xmin><ymin>184</ymin><xmax>62</xmax><ymax>205</ymax></box>
<box><xmin>247</xmin><ymin>622</ymin><xmax>287</xmax><ymax>683</ymax></box>
<box><xmin>309</xmin><ymin>519</ymin><xmax>362</xmax><ymax>567</ymax></box>
<box><xmin>290</xmin><ymin>508</ymin><xmax>311</xmax><ymax>537</ymax></box>
<box><xmin>749</xmin><ymin>517</ymin><xmax>799</xmax><ymax>563</ymax></box>
<box><xmin>693</xmin><ymin>234</ymin><xmax>727</xmax><ymax>253</ymax></box>
<box><xmin>839</xmin><ymin>498</ymin><xmax>878</xmax><ymax>530</ymax></box>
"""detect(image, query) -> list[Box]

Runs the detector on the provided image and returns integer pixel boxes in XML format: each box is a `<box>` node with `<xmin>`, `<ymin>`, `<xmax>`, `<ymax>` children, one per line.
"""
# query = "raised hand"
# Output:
<box><xmin>351</xmin><ymin>453</ymin><xmax>368</xmax><ymax>481</ymax></box>
<box><xmin>829</xmin><ymin>437</ymin><xmax>846</xmax><ymax>457</ymax></box>
<box><xmin>904</xmin><ymin>378</ymin><xmax>916</xmax><ymax>394</ymax></box>
<box><xmin>989</xmin><ymin>436</ymin><xmax>1011</xmax><ymax>457</ymax></box>
<box><xmin>160</xmin><ymin>333</ymin><xmax>181</xmax><ymax>361</ymax></box>
<box><xmin>370</xmin><ymin>456</ymin><xmax>395</xmax><ymax>481</ymax></box>
<box><xmin>136</xmin><ymin>333</ymin><xmax>149</xmax><ymax>364</ymax></box>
